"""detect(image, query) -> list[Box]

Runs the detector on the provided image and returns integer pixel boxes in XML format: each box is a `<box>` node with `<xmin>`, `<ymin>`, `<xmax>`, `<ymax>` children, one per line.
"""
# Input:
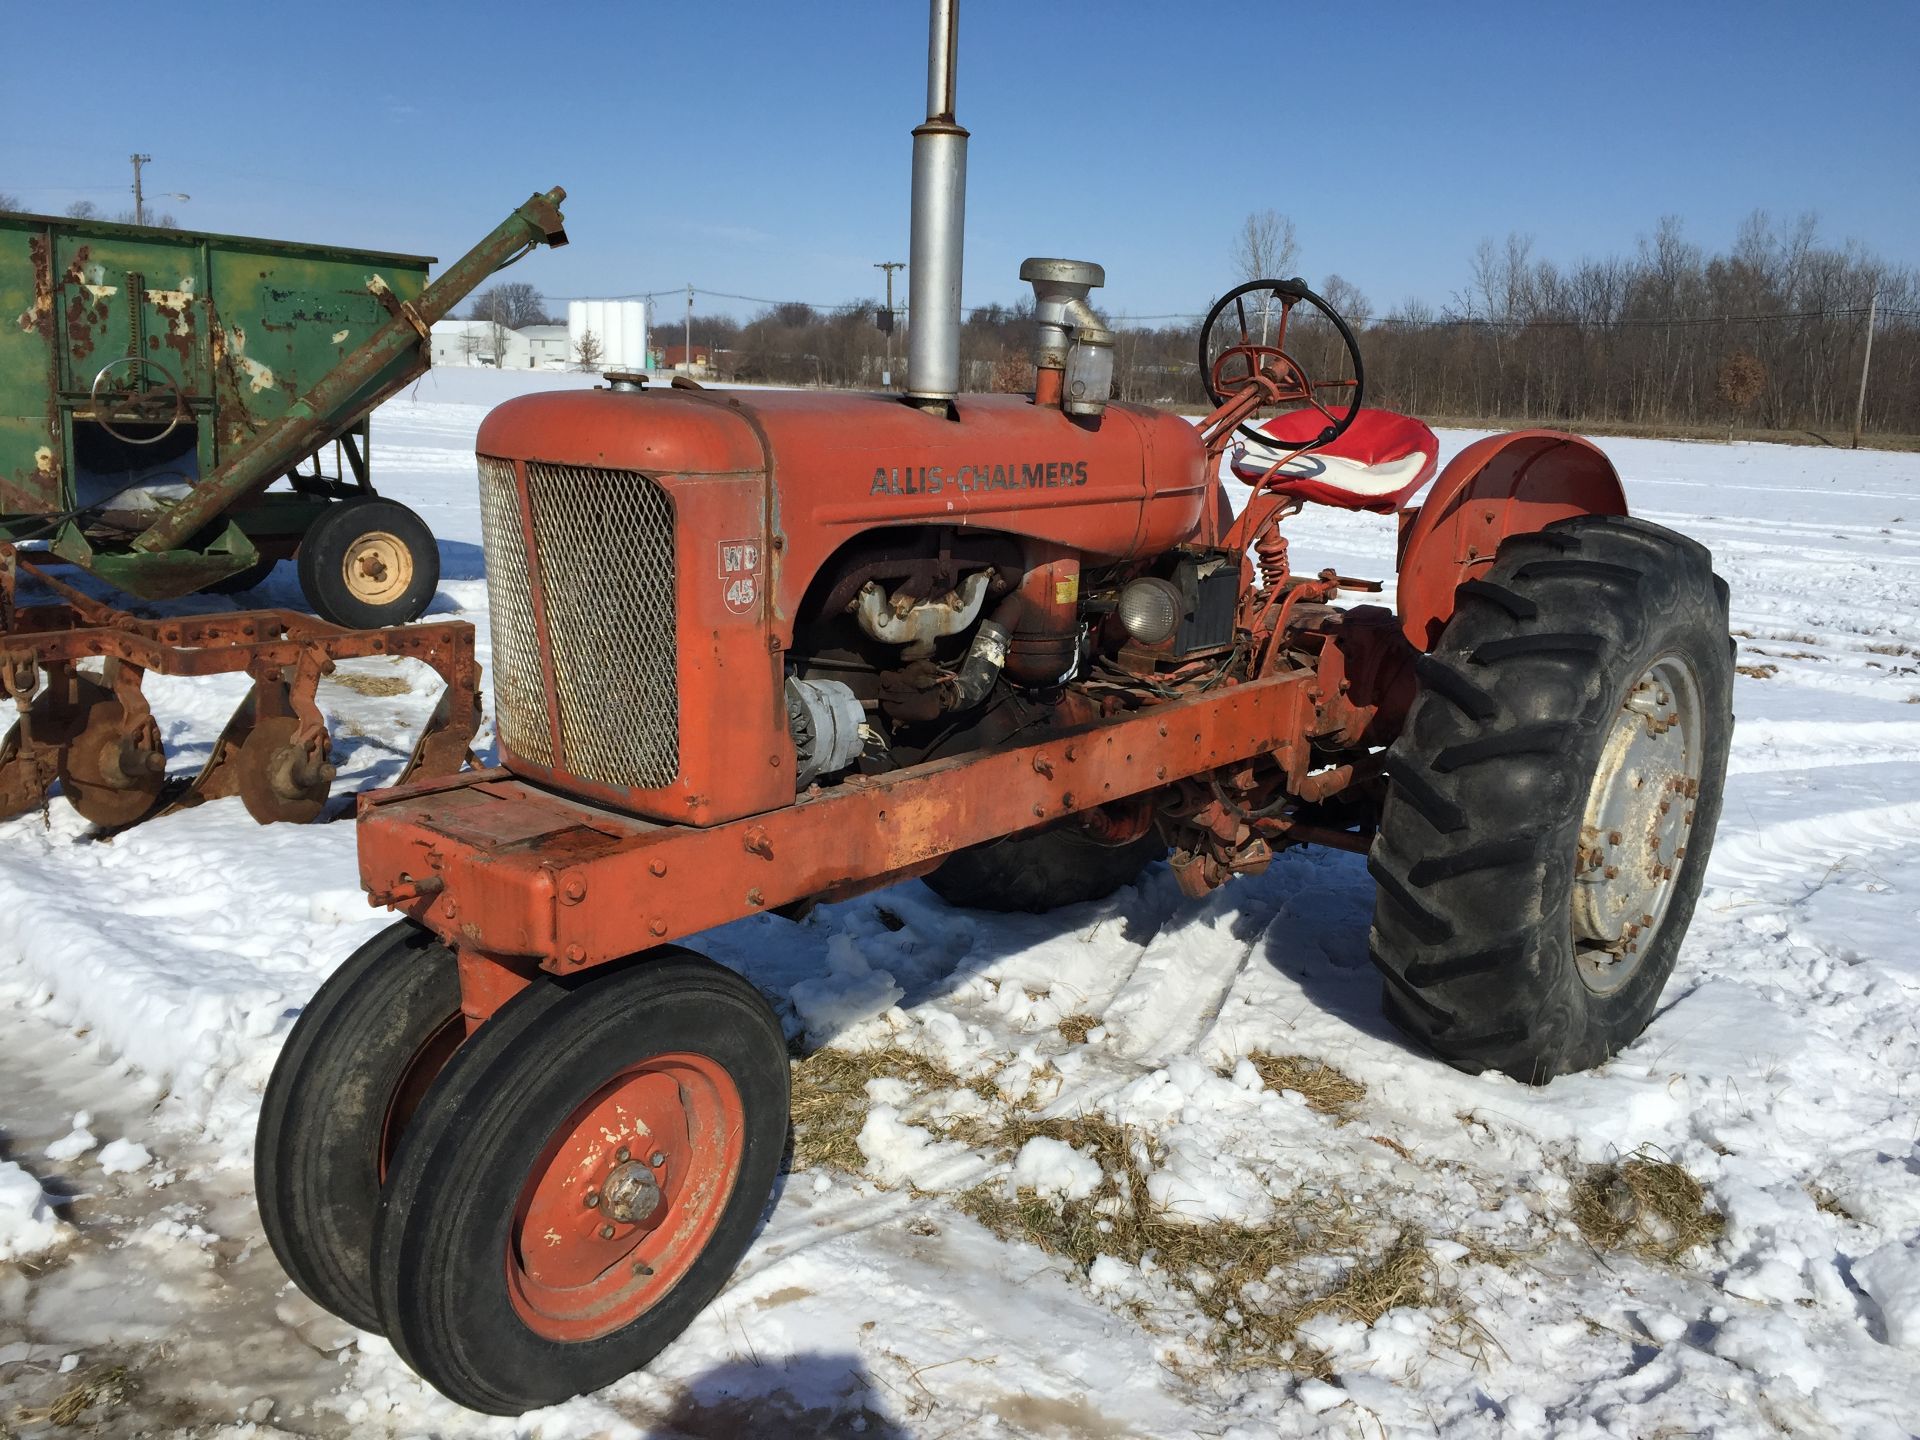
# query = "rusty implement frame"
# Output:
<box><xmin>358</xmin><ymin>668</ymin><xmax>1329</xmax><ymax>1015</ymax></box>
<box><xmin>0</xmin><ymin>546</ymin><xmax>479</xmax><ymax>826</ymax></box>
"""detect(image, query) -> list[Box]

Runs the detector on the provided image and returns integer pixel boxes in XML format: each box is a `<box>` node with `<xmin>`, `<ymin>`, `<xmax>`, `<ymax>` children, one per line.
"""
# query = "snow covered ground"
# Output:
<box><xmin>2</xmin><ymin>368</ymin><xmax>1917</xmax><ymax>1437</ymax></box>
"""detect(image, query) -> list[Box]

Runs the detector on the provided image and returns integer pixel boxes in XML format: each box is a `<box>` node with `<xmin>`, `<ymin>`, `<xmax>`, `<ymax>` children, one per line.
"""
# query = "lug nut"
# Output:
<box><xmin>600</xmin><ymin>1224</ymin><xmax>616</xmax><ymax>1240</ymax></box>
<box><xmin>585</xmin><ymin>1191</ymin><xmax>601</xmax><ymax>1208</ymax></box>
<box><xmin>617</xmin><ymin>1147</ymin><xmax>630</xmax><ymax>1162</ymax></box>
<box><xmin>649</xmin><ymin>1151</ymin><xmax>666</xmax><ymax>1167</ymax></box>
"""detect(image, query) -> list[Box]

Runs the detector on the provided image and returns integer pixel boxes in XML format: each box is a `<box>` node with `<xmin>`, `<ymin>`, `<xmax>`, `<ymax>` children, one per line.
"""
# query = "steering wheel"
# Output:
<box><xmin>89</xmin><ymin>355</ymin><xmax>189</xmax><ymax>446</ymax></box>
<box><xmin>1198</xmin><ymin>277</ymin><xmax>1365</xmax><ymax>451</ymax></box>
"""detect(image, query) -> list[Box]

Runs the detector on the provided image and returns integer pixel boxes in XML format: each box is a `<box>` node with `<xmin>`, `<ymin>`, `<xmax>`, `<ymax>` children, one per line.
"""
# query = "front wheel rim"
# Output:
<box><xmin>1571</xmin><ymin>652</ymin><xmax>1705</xmax><ymax>995</ymax></box>
<box><xmin>507</xmin><ymin>1053</ymin><xmax>743</xmax><ymax>1342</ymax></box>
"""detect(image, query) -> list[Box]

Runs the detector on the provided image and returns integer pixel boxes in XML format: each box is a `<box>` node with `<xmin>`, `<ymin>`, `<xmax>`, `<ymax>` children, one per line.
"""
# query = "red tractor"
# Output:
<box><xmin>255</xmin><ymin>3</ymin><xmax>1732</xmax><ymax>1413</ymax></box>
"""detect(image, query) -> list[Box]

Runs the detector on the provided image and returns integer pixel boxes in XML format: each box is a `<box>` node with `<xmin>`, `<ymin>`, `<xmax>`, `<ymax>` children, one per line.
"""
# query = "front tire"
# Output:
<box><xmin>371</xmin><ymin>951</ymin><xmax>789</xmax><ymax>1415</ymax></box>
<box><xmin>255</xmin><ymin>920</ymin><xmax>464</xmax><ymax>1332</ymax></box>
<box><xmin>1368</xmin><ymin>515</ymin><xmax>1733</xmax><ymax>1083</ymax></box>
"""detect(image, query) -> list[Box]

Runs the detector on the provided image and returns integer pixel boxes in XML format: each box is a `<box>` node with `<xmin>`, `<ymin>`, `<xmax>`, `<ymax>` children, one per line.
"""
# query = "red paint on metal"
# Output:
<box><xmin>1395</xmin><ymin>430</ymin><xmax>1627</xmax><ymax>649</ymax></box>
<box><xmin>506</xmin><ymin>1052</ymin><xmax>743</xmax><ymax>1343</ymax></box>
<box><xmin>361</xmin><ymin>671</ymin><xmax>1324</xmax><ymax>971</ymax></box>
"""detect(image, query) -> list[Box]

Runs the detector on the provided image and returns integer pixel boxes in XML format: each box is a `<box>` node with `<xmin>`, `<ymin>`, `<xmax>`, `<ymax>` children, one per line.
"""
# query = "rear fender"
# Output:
<box><xmin>1396</xmin><ymin>429</ymin><xmax>1626</xmax><ymax>649</ymax></box>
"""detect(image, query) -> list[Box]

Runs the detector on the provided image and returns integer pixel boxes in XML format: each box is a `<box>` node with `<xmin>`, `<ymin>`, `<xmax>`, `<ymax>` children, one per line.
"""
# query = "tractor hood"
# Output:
<box><xmin>475</xmin><ymin>385</ymin><xmax>1215</xmax><ymax>643</ymax></box>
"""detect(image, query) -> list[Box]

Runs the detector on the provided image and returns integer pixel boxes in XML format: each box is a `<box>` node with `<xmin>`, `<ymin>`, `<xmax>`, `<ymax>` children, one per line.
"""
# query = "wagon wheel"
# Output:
<box><xmin>256</xmin><ymin>920</ymin><xmax>465</xmax><ymax>1333</ymax></box>
<box><xmin>89</xmin><ymin>355</ymin><xmax>190</xmax><ymax>446</ymax></box>
<box><xmin>1198</xmin><ymin>277</ymin><xmax>1365</xmax><ymax>450</ymax></box>
<box><xmin>372</xmin><ymin>951</ymin><xmax>789</xmax><ymax>1415</ymax></box>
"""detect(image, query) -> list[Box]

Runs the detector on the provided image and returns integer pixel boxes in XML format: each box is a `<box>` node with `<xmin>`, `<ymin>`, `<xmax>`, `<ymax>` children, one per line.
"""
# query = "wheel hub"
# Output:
<box><xmin>341</xmin><ymin>531</ymin><xmax>413</xmax><ymax>606</ymax></box>
<box><xmin>599</xmin><ymin>1159</ymin><xmax>664</xmax><ymax>1226</ymax></box>
<box><xmin>1572</xmin><ymin>654</ymin><xmax>1704</xmax><ymax>993</ymax></box>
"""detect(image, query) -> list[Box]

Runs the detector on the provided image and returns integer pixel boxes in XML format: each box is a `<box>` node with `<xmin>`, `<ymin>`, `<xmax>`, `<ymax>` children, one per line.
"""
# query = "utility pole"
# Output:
<box><xmin>684</xmin><ymin>283</ymin><xmax>693</xmax><ymax>376</ymax></box>
<box><xmin>130</xmin><ymin>153</ymin><xmax>151</xmax><ymax>226</ymax></box>
<box><xmin>1852</xmin><ymin>291</ymin><xmax>1878</xmax><ymax>450</ymax></box>
<box><xmin>874</xmin><ymin>260</ymin><xmax>904</xmax><ymax>388</ymax></box>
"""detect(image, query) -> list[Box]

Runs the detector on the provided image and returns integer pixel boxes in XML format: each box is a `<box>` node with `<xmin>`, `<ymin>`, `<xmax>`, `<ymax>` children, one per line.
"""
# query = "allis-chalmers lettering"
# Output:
<box><xmin>869</xmin><ymin>458</ymin><xmax>1090</xmax><ymax>496</ymax></box>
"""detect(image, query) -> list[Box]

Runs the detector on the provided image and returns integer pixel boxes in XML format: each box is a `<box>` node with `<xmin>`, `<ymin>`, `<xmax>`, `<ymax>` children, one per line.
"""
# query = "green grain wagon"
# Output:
<box><xmin>0</xmin><ymin>189</ymin><xmax>566</xmax><ymax>626</ymax></box>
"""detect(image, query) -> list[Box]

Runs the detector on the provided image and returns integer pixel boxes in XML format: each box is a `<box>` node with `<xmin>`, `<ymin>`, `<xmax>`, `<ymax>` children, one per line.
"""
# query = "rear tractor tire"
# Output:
<box><xmin>371</xmin><ymin>951</ymin><xmax>790</xmax><ymax>1415</ymax></box>
<box><xmin>297</xmin><ymin>496</ymin><xmax>440</xmax><ymax>629</ymax></box>
<box><xmin>1368</xmin><ymin>514</ymin><xmax>1733</xmax><ymax>1083</ymax></box>
<box><xmin>925</xmin><ymin>825</ymin><xmax>1164</xmax><ymax>913</ymax></box>
<box><xmin>255</xmin><ymin>920</ymin><xmax>465</xmax><ymax>1332</ymax></box>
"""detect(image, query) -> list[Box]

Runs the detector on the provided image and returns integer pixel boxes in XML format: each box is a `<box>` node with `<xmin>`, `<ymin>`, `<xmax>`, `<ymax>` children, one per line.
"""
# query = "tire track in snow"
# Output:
<box><xmin>1706</xmin><ymin>798</ymin><xmax>1920</xmax><ymax>901</ymax></box>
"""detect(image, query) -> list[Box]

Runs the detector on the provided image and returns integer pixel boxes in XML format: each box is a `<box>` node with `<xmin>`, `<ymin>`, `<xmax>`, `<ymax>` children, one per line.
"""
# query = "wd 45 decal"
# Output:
<box><xmin>719</xmin><ymin>539</ymin><xmax>760</xmax><ymax>614</ymax></box>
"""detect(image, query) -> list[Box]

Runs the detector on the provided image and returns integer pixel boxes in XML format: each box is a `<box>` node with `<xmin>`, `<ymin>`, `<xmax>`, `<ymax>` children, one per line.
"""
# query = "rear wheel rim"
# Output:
<box><xmin>507</xmin><ymin>1053</ymin><xmax>743</xmax><ymax>1342</ymax></box>
<box><xmin>1572</xmin><ymin>652</ymin><xmax>1704</xmax><ymax>995</ymax></box>
<box><xmin>341</xmin><ymin>531</ymin><xmax>413</xmax><ymax>607</ymax></box>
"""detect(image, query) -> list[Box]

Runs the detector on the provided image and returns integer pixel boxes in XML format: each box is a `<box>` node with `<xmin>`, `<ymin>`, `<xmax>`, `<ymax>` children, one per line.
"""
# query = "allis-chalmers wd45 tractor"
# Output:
<box><xmin>257</xmin><ymin>3</ymin><xmax>1733</xmax><ymax>1413</ymax></box>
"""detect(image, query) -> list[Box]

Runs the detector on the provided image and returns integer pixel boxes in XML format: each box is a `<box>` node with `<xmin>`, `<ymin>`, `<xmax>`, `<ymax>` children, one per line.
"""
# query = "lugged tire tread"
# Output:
<box><xmin>1366</xmin><ymin>853</ymin><xmax>1454</xmax><ymax>944</ymax></box>
<box><xmin>1455</xmin><ymin>577</ymin><xmax>1538</xmax><ymax>621</ymax></box>
<box><xmin>1412</xmin><ymin>653</ymin><xmax>1500</xmax><ymax>721</ymax></box>
<box><xmin>1471</xmin><ymin>632</ymin><xmax>1609</xmax><ymax>663</ymax></box>
<box><xmin>1434</xmin><ymin>722</ymin><xmax>1575</xmax><ymax>773</ymax></box>
<box><xmin>1369</xmin><ymin>513</ymin><xmax>1733</xmax><ymax>1083</ymax></box>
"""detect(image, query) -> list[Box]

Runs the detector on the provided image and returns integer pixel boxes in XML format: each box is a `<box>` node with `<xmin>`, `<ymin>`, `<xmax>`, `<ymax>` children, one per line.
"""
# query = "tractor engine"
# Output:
<box><xmin>470</xmin><ymin>262</ymin><xmax>1257</xmax><ymax>848</ymax></box>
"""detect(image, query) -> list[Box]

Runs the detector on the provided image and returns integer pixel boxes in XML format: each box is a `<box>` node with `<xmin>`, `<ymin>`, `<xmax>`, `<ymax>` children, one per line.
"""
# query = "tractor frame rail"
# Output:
<box><xmin>0</xmin><ymin>544</ymin><xmax>479</xmax><ymax>826</ymax></box>
<box><xmin>357</xmin><ymin>650</ymin><xmax>1399</xmax><ymax>1026</ymax></box>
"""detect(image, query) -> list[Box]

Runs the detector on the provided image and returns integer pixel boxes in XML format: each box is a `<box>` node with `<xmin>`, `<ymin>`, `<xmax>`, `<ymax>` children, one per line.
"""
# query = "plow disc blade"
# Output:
<box><xmin>57</xmin><ymin>678</ymin><xmax>168</xmax><ymax>829</ymax></box>
<box><xmin>157</xmin><ymin>685</ymin><xmax>261</xmax><ymax>819</ymax></box>
<box><xmin>234</xmin><ymin>715</ymin><xmax>337</xmax><ymax>825</ymax></box>
<box><xmin>396</xmin><ymin>687</ymin><xmax>481</xmax><ymax>786</ymax></box>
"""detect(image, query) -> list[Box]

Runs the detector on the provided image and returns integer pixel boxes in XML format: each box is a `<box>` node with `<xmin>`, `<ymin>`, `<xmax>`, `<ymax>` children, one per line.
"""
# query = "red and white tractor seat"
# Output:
<box><xmin>1229</xmin><ymin>406</ymin><xmax>1439</xmax><ymax>513</ymax></box>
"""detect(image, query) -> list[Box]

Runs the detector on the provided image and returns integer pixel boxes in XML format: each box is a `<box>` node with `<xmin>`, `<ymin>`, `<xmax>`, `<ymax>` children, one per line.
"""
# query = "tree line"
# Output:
<box><xmin>673</xmin><ymin>211</ymin><xmax>1920</xmax><ymax>438</ymax></box>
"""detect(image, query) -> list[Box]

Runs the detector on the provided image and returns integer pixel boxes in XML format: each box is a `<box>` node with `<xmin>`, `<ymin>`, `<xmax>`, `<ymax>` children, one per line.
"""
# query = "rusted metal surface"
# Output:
<box><xmin>0</xmin><ymin>547</ymin><xmax>479</xmax><ymax>826</ymax></box>
<box><xmin>1</xmin><ymin>191</ymin><xmax>565</xmax><ymax>600</ymax></box>
<box><xmin>131</xmin><ymin>189</ymin><xmax>568</xmax><ymax>557</ymax></box>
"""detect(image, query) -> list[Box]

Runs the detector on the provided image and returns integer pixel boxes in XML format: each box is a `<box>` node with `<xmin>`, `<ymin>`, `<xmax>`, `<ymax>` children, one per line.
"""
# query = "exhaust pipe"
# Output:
<box><xmin>907</xmin><ymin>0</ymin><xmax>966</xmax><ymax>411</ymax></box>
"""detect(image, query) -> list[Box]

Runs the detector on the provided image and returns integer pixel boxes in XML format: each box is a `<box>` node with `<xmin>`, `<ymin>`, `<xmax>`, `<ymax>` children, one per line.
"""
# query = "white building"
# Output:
<box><xmin>568</xmin><ymin>299</ymin><xmax>648</xmax><ymax>371</ymax></box>
<box><xmin>519</xmin><ymin>324</ymin><xmax>572</xmax><ymax>371</ymax></box>
<box><xmin>429</xmin><ymin>319</ymin><xmax>530</xmax><ymax>369</ymax></box>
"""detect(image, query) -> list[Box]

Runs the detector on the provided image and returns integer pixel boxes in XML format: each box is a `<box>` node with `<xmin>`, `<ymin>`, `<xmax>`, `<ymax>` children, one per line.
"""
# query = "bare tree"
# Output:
<box><xmin>65</xmin><ymin>199</ymin><xmax>100</xmax><ymax>220</ymax></box>
<box><xmin>1318</xmin><ymin>274</ymin><xmax>1372</xmax><ymax>328</ymax></box>
<box><xmin>1232</xmin><ymin>210</ymin><xmax>1299</xmax><ymax>283</ymax></box>
<box><xmin>468</xmin><ymin>282</ymin><xmax>550</xmax><ymax>328</ymax></box>
<box><xmin>1716</xmin><ymin>351</ymin><xmax>1766</xmax><ymax>442</ymax></box>
<box><xmin>0</xmin><ymin>192</ymin><xmax>21</xmax><ymax>212</ymax></box>
<box><xmin>573</xmin><ymin>329</ymin><xmax>604</xmax><ymax>372</ymax></box>
<box><xmin>1231</xmin><ymin>210</ymin><xmax>1300</xmax><ymax>344</ymax></box>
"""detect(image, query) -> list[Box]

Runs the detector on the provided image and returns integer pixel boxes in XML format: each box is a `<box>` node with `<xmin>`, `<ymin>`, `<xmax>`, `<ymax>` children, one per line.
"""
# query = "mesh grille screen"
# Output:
<box><xmin>476</xmin><ymin>457</ymin><xmax>552</xmax><ymax>767</ymax></box>
<box><xmin>523</xmin><ymin>461</ymin><xmax>679</xmax><ymax>789</ymax></box>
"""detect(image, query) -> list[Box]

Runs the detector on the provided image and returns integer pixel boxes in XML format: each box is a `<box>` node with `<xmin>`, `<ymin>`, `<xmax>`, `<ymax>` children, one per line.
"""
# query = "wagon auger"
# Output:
<box><xmin>258</xmin><ymin>0</ymin><xmax>1734</xmax><ymax>1414</ymax></box>
<box><xmin>0</xmin><ymin>545</ymin><xmax>478</xmax><ymax>826</ymax></box>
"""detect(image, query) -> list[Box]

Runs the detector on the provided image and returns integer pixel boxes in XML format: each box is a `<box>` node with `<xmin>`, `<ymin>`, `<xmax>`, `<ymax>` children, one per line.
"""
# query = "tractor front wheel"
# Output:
<box><xmin>371</xmin><ymin>951</ymin><xmax>789</xmax><ymax>1415</ymax></box>
<box><xmin>255</xmin><ymin>920</ymin><xmax>465</xmax><ymax>1332</ymax></box>
<box><xmin>1368</xmin><ymin>515</ymin><xmax>1732</xmax><ymax>1083</ymax></box>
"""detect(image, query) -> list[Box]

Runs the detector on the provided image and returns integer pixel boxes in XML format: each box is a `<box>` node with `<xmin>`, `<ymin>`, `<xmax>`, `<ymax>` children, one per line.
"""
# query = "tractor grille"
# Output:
<box><xmin>476</xmin><ymin>457</ymin><xmax>680</xmax><ymax>791</ymax></box>
<box><xmin>476</xmin><ymin>457</ymin><xmax>552</xmax><ymax>768</ymax></box>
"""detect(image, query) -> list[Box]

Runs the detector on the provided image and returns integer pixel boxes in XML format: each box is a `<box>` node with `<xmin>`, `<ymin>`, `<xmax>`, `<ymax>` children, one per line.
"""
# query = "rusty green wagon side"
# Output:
<box><xmin>0</xmin><ymin>191</ymin><xmax>566</xmax><ymax>830</ymax></box>
<box><xmin>0</xmin><ymin>189</ymin><xmax>566</xmax><ymax>626</ymax></box>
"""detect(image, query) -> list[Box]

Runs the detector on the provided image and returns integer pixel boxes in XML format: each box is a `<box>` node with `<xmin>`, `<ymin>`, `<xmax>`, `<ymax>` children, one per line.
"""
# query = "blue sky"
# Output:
<box><xmin>5</xmin><ymin>1</ymin><xmax>1916</xmax><ymax>321</ymax></box>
